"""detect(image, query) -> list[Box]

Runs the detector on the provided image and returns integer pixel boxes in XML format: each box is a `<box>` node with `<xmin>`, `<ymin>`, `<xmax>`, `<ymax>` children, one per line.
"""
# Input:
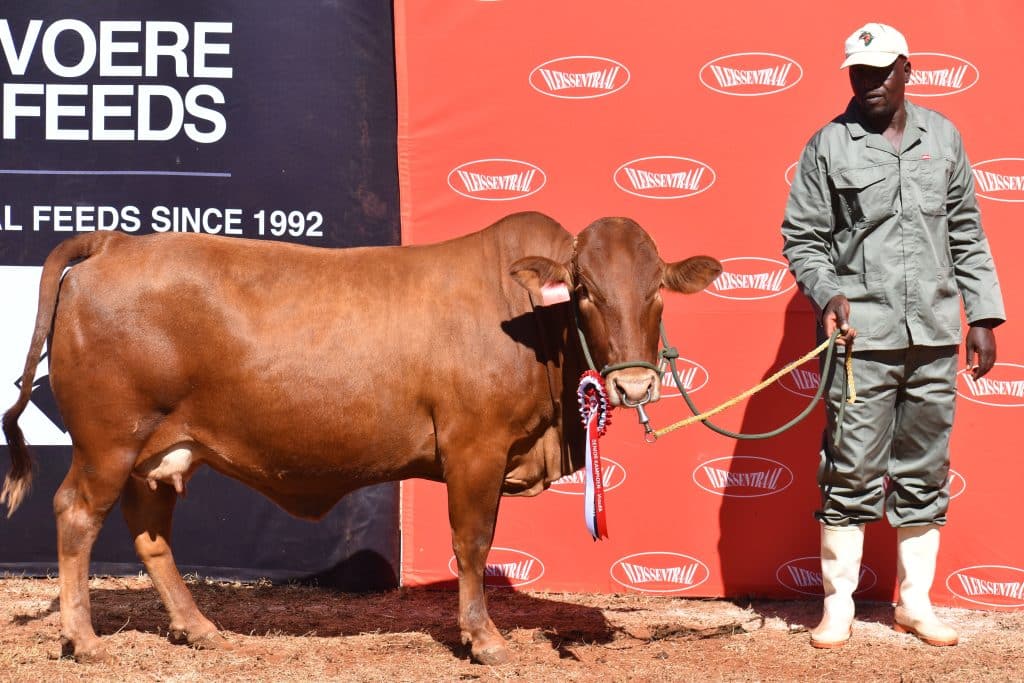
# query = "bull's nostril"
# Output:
<box><xmin>607</xmin><ymin>370</ymin><xmax>659</xmax><ymax>407</ymax></box>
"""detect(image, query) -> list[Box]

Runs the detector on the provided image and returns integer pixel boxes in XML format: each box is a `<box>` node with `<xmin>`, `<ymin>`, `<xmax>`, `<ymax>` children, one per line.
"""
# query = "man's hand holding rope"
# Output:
<box><xmin>823</xmin><ymin>294</ymin><xmax>857</xmax><ymax>346</ymax></box>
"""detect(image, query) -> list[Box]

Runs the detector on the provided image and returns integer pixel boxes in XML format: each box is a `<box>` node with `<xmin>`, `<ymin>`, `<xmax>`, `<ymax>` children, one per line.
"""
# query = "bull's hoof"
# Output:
<box><xmin>72</xmin><ymin>643</ymin><xmax>114</xmax><ymax>664</ymax></box>
<box><xmin>169</xmin><ymin>628</ymin><xmax>235</xmax><ymax>651</ymax></box>
<box><xmin>189</xmin><ymin>631</ymin><xmax>235</xmax><ymax>651</ymax></box>
<box><xmin>471</xmin><ymin>644</ymin><xmax>511</xmax><ymax>666</ymax></box>
<box><xmin>60</xmin><ymin>635</ymin><xmax>113</xmax><ymax>664</ymax></box>
<box><xmin>75</xmin><ymin>647</ymin><xmax>114</xmax><ymax>665</ymax></box>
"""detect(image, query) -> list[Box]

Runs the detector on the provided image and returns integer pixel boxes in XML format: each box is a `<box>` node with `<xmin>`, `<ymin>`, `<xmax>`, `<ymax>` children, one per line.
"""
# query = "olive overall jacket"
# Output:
<box><xmin>782</xmin><ymin>99</ymin><xmax>1005</xmax><ymax>348</ymax></box>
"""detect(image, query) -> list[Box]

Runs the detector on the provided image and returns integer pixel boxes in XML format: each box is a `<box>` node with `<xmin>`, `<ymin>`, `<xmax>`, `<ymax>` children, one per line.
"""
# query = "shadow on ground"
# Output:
<box><xmin>9</xmin><ymin>578</ymin><xmax>617</xmax><ymax>660</ymax></box>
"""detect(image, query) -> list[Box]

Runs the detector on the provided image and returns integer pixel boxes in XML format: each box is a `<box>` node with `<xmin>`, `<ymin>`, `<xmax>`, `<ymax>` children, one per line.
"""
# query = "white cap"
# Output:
<box><xmin>840</xmin><ymin>23</ymin><xmax>909</xmax><ymax>69</ymax></box>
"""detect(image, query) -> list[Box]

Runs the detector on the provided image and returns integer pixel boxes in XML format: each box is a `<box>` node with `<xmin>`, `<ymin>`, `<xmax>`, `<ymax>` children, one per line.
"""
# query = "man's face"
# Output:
<box><xmin>848</xmin><ymin>56</ymin><xmax>909</xmax><ymax>120</ymax></box>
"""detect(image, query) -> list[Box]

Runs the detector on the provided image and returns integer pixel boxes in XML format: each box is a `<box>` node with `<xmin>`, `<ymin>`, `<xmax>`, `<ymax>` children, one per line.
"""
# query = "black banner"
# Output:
<box><xmin>0</xmin><ymin>1</ymin><xmax>400</xmax><ymax>588</ymax></box>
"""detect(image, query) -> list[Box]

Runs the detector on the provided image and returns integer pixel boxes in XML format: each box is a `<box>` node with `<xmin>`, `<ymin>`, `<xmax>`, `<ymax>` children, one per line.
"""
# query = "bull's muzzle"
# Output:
<box><xmin>605</xmin><ymin>369</ymin><xmax>660</xmax><ymax>408</ymax></box>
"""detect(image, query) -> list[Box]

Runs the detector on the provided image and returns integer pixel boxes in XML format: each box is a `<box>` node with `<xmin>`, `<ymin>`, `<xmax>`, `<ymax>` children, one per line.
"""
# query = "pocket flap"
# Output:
<box><xmin>831</xmin><ymin>166</ymin><xmax>888</xmax><ymax>191</ymax></box>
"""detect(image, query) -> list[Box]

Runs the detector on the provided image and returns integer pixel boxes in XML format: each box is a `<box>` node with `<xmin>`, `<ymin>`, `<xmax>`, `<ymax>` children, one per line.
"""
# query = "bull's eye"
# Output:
<box><xmin>576</xmin><ymin>284</ymin><xmax>590</xmax><ymax>301</ymax></box>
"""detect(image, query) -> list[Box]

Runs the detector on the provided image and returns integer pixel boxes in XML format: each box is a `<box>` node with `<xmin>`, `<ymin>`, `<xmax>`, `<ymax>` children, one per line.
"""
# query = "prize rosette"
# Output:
<box><xmin>577</xmin><ymin>370</ymin><xmax>612</xmax><ymax>540</ymax></box>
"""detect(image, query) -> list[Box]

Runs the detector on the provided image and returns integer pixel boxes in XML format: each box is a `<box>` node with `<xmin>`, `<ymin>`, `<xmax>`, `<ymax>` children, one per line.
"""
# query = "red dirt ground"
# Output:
<box><xmin>2</xmin><ymin>574</ymin><xmax>1022</xmax><ymax>682</ymax></box>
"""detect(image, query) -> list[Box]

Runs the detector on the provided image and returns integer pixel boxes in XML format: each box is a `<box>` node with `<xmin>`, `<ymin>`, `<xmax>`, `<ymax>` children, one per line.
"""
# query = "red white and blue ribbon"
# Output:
<box><xmin>577</xmin><ymin>370</ymin><xmax>611</xmax><ymax>540</ymax></box>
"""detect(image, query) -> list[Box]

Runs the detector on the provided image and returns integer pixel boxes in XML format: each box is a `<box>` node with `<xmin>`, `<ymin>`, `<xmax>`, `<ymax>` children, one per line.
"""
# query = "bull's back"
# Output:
<box><xmin>55</xmin><ymin>230</ymin><xmax>524</xmax><ymax>390</ymax></box>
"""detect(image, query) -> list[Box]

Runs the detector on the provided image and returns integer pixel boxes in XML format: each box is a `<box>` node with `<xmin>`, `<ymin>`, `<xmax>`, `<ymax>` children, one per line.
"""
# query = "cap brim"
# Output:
<box><xmin>841</xmin><ymin>51</ymin><xmax>900</xmax><ymax>69</ymax></box>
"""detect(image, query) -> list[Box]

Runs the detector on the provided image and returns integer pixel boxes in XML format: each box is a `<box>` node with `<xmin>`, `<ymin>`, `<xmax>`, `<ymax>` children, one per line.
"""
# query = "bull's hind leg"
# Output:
<box><xmin>445</xmin><ymin>452</ymin><xmax>509</xmax><ymax>665</ymax></box>
<box><xmin>120</xmin><ymin>476</ymin><xmax>233</xmax><ymax>651</ymax></box>
<box><xmin>53</xmin><ymin>450</ymin><xmax>132</xmax><ymax>663</ymax></box>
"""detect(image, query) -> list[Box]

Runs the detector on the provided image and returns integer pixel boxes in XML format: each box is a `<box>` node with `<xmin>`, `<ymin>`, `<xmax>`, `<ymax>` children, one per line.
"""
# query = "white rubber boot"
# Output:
<box><xmin>810</xmin><ymin>524</ymin><xmax>864</xmax><ymax>648</ymax></box>
<box><xmin>894</xmin><ymin>524</ymin><xmax>958</xmax><ymax>646</ymax></box>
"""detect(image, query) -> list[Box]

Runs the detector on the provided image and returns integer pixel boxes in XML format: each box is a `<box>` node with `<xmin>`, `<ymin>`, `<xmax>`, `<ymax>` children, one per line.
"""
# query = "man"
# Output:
<box><xmin>781</xmin><ymin>22</ymin><xmax>1005</xmax><ymax>649</ymax></box>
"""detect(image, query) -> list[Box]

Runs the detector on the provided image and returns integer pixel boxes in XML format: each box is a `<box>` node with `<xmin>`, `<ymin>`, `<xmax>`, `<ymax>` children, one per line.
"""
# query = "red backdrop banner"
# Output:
<box><xmin>394</xmin><ymin>1</ymin><xmax>1023</xmax><ymax>609</ymax></box>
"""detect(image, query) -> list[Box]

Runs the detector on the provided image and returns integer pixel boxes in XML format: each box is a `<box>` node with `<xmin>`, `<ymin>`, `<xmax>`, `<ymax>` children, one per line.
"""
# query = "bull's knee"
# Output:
<box><xmin>133</xmin><ymin>531</ymin><xmax>173</xmax><ymax>563</ymax></box>
<box><xmin>53</xmin><ymin>486</ymin><xmax>76</xmax><ymax>517</ymax></box>
<box><xmin>54</xmin><ymin>493</ymin><xmax>104</xmax><ymax>552</ymax></box>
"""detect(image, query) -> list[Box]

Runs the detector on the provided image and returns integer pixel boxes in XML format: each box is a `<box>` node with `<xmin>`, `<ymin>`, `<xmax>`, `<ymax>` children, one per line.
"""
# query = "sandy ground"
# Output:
<box><xmin>2</xmin><ymin>574</ymin><xmax>1022</xmax><ymax>682</ymax></box>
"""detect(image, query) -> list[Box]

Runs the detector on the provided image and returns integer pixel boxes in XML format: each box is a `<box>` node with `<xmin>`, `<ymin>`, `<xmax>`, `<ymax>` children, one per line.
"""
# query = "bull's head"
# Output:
<box><xmin>510</xmin><ymin>217</ymin><xmax>721</xmax><ymax>407</ymax></box>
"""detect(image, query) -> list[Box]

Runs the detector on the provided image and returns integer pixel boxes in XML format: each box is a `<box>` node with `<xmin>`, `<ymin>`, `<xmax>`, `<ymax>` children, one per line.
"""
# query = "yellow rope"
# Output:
<box><xmin>654</xmin><ymin>337</ymin><xmax>855</xmax><ymax>438</ymax></box>
<box><xmin>844</xmin><ymin>343</ymin><xmax>856</xmax><ymax>404</ymax></box>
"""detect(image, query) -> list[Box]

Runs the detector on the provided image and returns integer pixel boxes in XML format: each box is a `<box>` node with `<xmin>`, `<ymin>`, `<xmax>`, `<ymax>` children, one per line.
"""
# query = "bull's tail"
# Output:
<box><xmin>2</xmin><ymin>232</ymin><xmax>123</xmax><ymax>517</ymax></box>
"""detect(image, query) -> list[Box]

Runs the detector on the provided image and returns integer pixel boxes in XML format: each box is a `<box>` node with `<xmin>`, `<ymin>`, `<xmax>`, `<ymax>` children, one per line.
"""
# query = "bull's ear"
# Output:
<box><xmin>510</xmin><ymin>257</ymin><xmax>573</xmax><ymax>306</ymax></box>
<box><xmin>663</xmin><ymin>256</ymin><xmax>722</xmax><ymax>294</ymax></box>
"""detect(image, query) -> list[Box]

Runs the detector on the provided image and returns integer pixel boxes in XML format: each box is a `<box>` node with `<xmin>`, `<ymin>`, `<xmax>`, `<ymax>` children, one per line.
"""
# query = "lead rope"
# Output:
<box><xmin>654</xmin><ymin>327</ymin><xmax>855</xmax><ymax>443</ymax></box>
<box><xmin>567</xmin><ymin>296</ymin><xmax>856</xmax><ymax>443</ymax></box>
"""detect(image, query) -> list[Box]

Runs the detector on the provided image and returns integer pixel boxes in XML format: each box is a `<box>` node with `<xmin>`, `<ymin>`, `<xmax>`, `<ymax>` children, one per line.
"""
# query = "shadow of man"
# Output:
<box><xmin>710</xmin><ymin>292</ymin><xmax>897</xmax><ymax>628</ymax></box>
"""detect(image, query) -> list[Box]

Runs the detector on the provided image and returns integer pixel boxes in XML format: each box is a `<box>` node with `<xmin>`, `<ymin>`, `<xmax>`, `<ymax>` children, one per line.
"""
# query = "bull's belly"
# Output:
<box><xmin>49</xmin><ymin>336</ymin><xmax>516</xmax><ymax>520</ymax></box>
<box><xmin>48</xmin><ymin>334</ymin><xmax>441</xmax><ymax>520</ymax></box>
<box><xmin>216</xmin><ymin>456</ymin><xmax>434</xmax><ymax>520</ymax></box>
<box><xmin>131</xmin><ymin>433</ymin><xmax>441</xmax><ymax>520</ymax></box>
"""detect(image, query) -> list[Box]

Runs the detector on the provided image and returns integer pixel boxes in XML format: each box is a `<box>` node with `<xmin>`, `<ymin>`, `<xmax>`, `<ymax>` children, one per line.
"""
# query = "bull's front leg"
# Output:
<box><xmin>444</xmin><ymin>452</ymin><xmax>509</xmax><ymax>665</ymax></box>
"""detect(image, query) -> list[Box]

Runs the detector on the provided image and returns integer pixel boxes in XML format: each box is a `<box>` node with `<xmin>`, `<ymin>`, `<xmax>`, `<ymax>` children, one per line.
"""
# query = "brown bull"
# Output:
<box><xmin>1</xmin><ymin>211</ymin><xmax>720</xmax><ymax>664</ymax></box>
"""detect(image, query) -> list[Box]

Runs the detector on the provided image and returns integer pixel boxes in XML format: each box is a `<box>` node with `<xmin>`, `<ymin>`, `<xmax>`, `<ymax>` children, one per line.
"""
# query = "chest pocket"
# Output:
<box><xmin>830</xmin><ymin>166</ymin><xmax>896</xmax><ymax>230</ymax></box>
<box><xmin>912</xmin><ymin>157</ymin><xmax>950</xmax><ymax>216</ymax></box>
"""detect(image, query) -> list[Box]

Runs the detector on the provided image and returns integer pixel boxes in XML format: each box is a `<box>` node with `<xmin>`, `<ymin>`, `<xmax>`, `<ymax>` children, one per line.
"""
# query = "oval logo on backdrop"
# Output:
<box><xmin>613</xmin><ymin>156</ymin><xmax>716</xmax><ymax>199</ymax></box>
<box><xmin>971</xmin><ymin>158</ymin><xmax>1024</xmax><ymax>203</ymax></box>
<box><xmin>946</xmin><ymin>565</ymin><xmax>1024</xmax><ymax>608</ymax></box>
<box><xmin>777</xmin><ymin>357</ymin><xmax>820</xmax><ymax>399</ymax></box>
<box><xmin>784</xmin><ymin>160</ymin><xmax>799</xmax><ymax>186</ymax></box>
<box><xmin>529</xmin><ymin>55</ymin><xmax>630</xmax><ymax>99</ymax></box>
<box><xmin>659</xmin><ymin>356</ymin><xmax>710</xmax><ymax>397</ymax></box>
<box><xmin>905</xmin><ymin>52</ymin><xmax>979</xmax><ymax>97</ymax></box>
<box><xmin>610</xmin><ymin>552</ymin><xmax>710</xmax><ymax>594</ymax></box>
<box><xmin>956</xmin><ymin>362</ymin><xmax>1024</xmax><ymax>407</ymax></box>
<box><xmin>699</xmin><ymin>52</ymin><xmax>803</xmax><ymax>96</ymax></box>
<box><xmin>704</xmin><ymin>257</ymin><xmax>795</xmax><ymax>301</ymax></box>
<box><xmin>693</xmin><ymin>456</ymin><xmax>794</xmax><ymax>498</ymax></box>
<box><xmin>776</xmin><ymin>556</ymin><xmax>878</xmax><ymax>596</ymax></box>
<box><xmin>447</xmin><ymin>159</ymin><xmax>546</xmax><ymax>201</ymax></box>
<box><xmin>548</xmin><ymin>457</ymin><xmax>627</xmax><ymax>495</ymax></box>
<box><xmin>948</xmin><ymin>468</ymin><xmax>967</xmax><ymax>501</ymax></box>
<box><xmin>448</xmin><ymin>547</ymin><xmax>545</xmax><ymax>588</ymax></box>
